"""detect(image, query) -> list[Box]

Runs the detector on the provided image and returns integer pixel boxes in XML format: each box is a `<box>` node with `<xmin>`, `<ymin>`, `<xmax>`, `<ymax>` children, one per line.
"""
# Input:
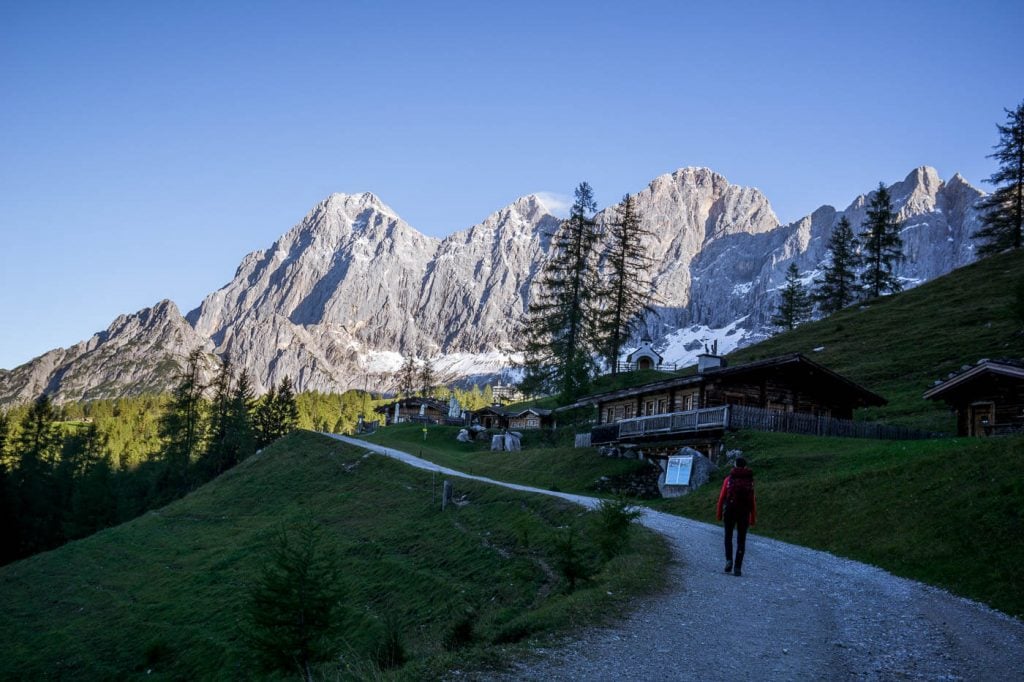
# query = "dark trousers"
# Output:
<box><xmin>723</xmin><ymin>506</ymin><xmax>749</xmax><ymax>569</ymax></box>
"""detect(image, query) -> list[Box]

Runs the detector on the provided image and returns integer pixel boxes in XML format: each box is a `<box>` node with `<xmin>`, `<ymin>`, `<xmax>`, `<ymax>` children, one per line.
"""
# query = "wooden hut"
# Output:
<box><xmin>923</xmin><ymin>359</ymin><xmax>1024</xmax><ymax>436</ymax></box>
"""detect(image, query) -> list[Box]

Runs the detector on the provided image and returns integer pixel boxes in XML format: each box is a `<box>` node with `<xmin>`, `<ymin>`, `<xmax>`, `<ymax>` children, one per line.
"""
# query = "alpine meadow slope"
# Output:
<box><xmin>0</xmin><ymin>166</ymin><xmax>987</xmax><ymax>406</ymax></box>
<box><xmin>0</xmin><ymin>431</ymin><xmax>669</xmax><ymax>679</ymax></box>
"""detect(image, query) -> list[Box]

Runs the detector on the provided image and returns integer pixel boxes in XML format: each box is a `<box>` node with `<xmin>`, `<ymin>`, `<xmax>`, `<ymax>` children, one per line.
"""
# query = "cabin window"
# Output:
<box><xmin>615</xmin><ymin>406</ymin><xmax>625</xmax><ymax>420</ymax></box>
<box><xmin>527</xmin><ymin>418</ymin><xmax>539</xmax><ymax>427</ymax></box>
<box><xmin>657</xmin><ymin>399</ymin><xmax>667</xmax><ymax>414</ymax></box>
<box><xmin>644</xmin><ymin>400</ymin><xmax>655</xmax><ymax>416</ymax></box>
<box><xmin>665</xmin><ymin>454</ymin><xmax>694</xmax><ymax>485</ymax></box>
<box><xmin>625</xmin><ymin>404</ymin><xmax>635</xmax><ymax>419</ymax></box>
<box><xmin>605</xmin><ymin>407</ymin><xmax>614</xmax><ymax>423</ymax></box>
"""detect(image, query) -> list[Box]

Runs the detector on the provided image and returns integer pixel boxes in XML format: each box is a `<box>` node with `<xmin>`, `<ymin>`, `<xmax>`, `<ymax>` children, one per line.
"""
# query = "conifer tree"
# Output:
<box><xmin>246</xmin><ymin>520</ymin><xmax>342</xmax><ymax>681</ymax></box>
<box><xmin>596</xmin><ymin>193</ymin><xmax>655</xmax><ymax>372</ymax></box>
<box><xmin>772</xmin><ymin>263</ymin><xmax>813</xmax><ymax>331</ymax></box>
<box><xmin>157</xmin><ymin>349</ymin><xmax>207</xmax><ymax>491</ymax></box>
<box><xmin>859</xmin><ymin>182</ymin><xmax>905</xmax><ymax>298</ymax></box>
<box><xmin>419</xmin><ymin>357</ymin><xmax>436</xmax><ymax>398</ymax></box>
<box><xmin>813</xmin><ymin>216</ymin><xmax>861</xmax><ymax>314</ymax></box>
<box><xmin>12</xmin><ymin>395</ymin><xmax>64</xmax><ymax>556</ymax></box>
<box><xmin>0</xmin><ymin>409</ymin><xmax>11</xmax><ymax>469</ymax></box>
<box><xmin>202</xmin><ymin>357</ymin><xmax>235</xmax><ymax>476</ymax></box>
<box><xmin>520</xmin><ymin>182</ymin><xmax>602</xmax><ymax>401</ymax></box>
<box><xmin>274</xmin><ymin>377</ymin><xmax>299</xmax><ymax>436</ymax></box>
<box><xmin>202</xmin><ymin>360</ymin><xmax>256</xmax><ymax>475</ymax></box>
<box><xmin>396</xmin><ymin>356</ymin><xmax>418</xmax><ymax>398</ymax></box>
<box><xmin>226</xmin><ymin>369</ymin><xmax>257</xmax><ymax>461</ymax></box>
<box><xmin>974</xmin><ymin>100</ymin><xmax>1024</xmax><ymax>255</ymax></box>
<box><xmin>254</xmin><ymin>384</ymin><xmax>278</xmax><ymax>449</ymax></box>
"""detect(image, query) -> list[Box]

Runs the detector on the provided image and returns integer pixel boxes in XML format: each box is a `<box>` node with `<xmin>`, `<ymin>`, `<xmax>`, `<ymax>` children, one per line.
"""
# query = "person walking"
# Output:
<box><xmin>716</xmin><ymin>456</ymin><xmax>757</xmax><ymax>577</ymax></box>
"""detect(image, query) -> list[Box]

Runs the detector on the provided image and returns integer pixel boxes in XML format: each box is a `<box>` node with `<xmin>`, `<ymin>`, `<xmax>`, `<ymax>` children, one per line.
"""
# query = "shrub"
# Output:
<box><xmin>593</xmin><ymin>498</ymin><xmax>642</xmax><ymax>560</ymax></box>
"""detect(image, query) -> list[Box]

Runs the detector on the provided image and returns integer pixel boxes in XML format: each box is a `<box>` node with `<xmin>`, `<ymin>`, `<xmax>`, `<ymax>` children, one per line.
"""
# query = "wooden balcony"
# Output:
<box><xmin>590</xmin><ymin>406</ymin><xmax>729</xmax><ymax>445</ymax></box>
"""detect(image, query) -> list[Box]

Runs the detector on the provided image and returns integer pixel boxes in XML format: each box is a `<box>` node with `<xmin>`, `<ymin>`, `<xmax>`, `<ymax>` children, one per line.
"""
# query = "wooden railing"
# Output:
<box><xmin>613</xmin><ymin>361</ymin><xmax>679</xmax><ymax>374</ymax></box>
<box><xmin>614</xmin><ymin>406</ymin><xmax>729</xmax><ymax>439</ymax></box>
<box><xmin>578</xmin><ymin>404</ymin><xmax>937</xmax><ymax>447</ymax></box>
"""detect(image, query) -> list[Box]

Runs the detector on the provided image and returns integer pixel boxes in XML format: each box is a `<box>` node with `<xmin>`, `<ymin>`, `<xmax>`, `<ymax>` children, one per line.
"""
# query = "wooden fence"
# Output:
<box><xmin>727</xmin><ymin>404</ymin><xmax>936</xmax><ymax>440</ymax></box>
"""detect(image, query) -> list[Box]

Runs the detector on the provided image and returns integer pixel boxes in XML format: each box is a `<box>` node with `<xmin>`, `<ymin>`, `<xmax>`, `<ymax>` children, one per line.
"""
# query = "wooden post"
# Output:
<box><xmin>442</xmin><ymin>480</ymin><xmax>453</xmax><ymax>511</ymax></box>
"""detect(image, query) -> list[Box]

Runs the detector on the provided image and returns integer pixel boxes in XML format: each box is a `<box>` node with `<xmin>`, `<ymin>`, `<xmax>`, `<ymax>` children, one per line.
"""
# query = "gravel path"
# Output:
<box><xmin>327</xmin><ymin>435</ymin><xmax>1024</xmax><ymax>681</ymax></box>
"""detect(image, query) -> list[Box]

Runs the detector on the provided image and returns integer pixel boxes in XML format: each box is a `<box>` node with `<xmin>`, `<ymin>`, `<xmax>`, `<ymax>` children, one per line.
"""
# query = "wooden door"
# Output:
<box><xmin>969</xmin><ymin>402</ymin><xmax>994</xmax><ymax>436</ymax></box>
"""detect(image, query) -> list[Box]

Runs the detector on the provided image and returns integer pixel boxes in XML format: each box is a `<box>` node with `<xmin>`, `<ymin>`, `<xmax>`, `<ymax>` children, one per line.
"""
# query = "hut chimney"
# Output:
<box><xmin>697</xmin><ymin>353</ymin><xmax>726</xmax><ymax>374</ymax></box>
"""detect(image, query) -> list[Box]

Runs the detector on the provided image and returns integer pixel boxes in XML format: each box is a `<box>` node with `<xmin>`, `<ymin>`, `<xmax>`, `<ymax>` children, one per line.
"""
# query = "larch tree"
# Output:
<box><xmin>813</xmin><ymin>216</ymin><xmax>861</xmax><ymax>314</ymax></box>
<box><xmin>772</xmin><ymin>263</ymin><xmax>813</xmax><ymax>331</ymax></box>
<box><xmin>974</xmin><ymin>100</ymin><xmax>1024</xmax><ymax>255</ymax></box>
<box><xmin>520</xmin><ymin>182</ymin><xmax>602</xmax><ymax>401</ymax></box>
<box><xmin>859</xmin><ymin>182</ymin><xmax>905</xmax><ymax>299</ymax></box>
<box><xmin>596</xmin><ymin>193</ymin><xmax>655</xmax><ymax>373</ymax></box>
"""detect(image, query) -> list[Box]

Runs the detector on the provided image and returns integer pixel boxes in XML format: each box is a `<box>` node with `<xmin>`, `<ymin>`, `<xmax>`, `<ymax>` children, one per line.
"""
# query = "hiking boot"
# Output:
<box><xmin>733</xmin><ymin>568</ymin><xmax>742</xmax><ymax>577</ymax></box>
<box><xmin>724</xmin><ymin>560</ymin><xmax>733</xmax><ymax>573</ymax></box>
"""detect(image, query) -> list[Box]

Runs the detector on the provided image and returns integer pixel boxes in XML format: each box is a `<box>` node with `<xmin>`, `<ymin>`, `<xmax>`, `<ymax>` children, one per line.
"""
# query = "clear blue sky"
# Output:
<box><xmin>1</xmin><ymin>0</ymin><xmax>1022</xmax><ymax>370</ymax></box>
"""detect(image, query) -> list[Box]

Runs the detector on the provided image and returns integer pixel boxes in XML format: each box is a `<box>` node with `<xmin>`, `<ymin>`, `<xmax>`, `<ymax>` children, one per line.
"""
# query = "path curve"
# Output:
<box><xmin>326</xmin><ymin>434</ymin><xmax>1024</xmax><ymax>681</ymax></box>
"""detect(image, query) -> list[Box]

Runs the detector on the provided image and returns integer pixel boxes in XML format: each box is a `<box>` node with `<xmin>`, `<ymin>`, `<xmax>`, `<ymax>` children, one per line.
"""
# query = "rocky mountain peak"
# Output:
<box><xmin>0</xmin><ymin>166</ymin><xmax>991</xmax><ymax>406</ymax></box>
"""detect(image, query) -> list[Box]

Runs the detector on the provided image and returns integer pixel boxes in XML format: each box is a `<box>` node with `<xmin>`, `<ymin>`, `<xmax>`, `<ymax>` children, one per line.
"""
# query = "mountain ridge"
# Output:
<box><xmin>0</xmin><ymin>166</ymin><xmax>987</xmax><ymax>405</ymax></box>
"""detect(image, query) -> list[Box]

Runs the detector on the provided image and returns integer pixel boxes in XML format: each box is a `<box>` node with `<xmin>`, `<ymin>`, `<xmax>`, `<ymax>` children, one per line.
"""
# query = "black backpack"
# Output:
<box><xmin>726</xmin><ymin>469</ymin><xmax>754</xmax><ymax>509</ymax></box>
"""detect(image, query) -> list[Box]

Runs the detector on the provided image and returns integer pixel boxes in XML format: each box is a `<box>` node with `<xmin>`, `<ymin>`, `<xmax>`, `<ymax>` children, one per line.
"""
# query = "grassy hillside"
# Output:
<box><xmin>653</xmin><ymin>431</ymin><xmax>1024</xmax><ymax>617</ymax></box>
<box><xmin>0</xmin><ymin>431</ymin><xmax>669</xmax><ymax>680</ymax></box>
<box><xmin>362</xmin><ymin>423</ymin><xmax>650</xmax><ymax>494</ymax></box>
<box><xmin>730</xmin><ymin>249</ymin><xmax>1024</xmax><ymax>431</ymax></box>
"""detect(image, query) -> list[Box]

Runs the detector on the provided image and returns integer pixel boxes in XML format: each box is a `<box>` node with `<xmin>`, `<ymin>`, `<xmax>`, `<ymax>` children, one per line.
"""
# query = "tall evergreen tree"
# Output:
<box><xmin>974</xmin><ymin>101</ymin><xmax>1024</xmax><ymax>255</ymax></box>
<box><xmin>0</xmin><ymin>409</ymin><xmax>10</xmax><ymax>469</ymax></box>
<box><xmin>596</xmin><ymin>193</ymin><xmax>655</xmax><ymax>372</ymax></box>
<box><xmin>254</xmin><ymin>383</ymin><xmax>278</xmax><ymax>449</ymax></box>
<box><xmin>274</xmin><ymin>377</ymin><xmax>299</xmax><ymax>436</ymax></box>
<box><xmin>226</xmin><ymin>369</ymin><xmax>257</xmax><ymax>462</ymax></box>
<box><xmin>157</xmin><ymin>349</ymin><xmax>208</xmax><ymax>492</ymax></box>
<box><xmin>12</xmin><ymin>395</ymin><xmax>64</xmax><ymax>556</ymax></box>
<box><xmin>813</xmin><ymin>216</ymin><xmax>861</xmax><ymax>314</ymax></box>
<box><xmin>61</xmin><ymin>424</ymin><xmax>116</xmax><ymax>540</ymax></box>
<box><xmin>396</xmin><ymin>356</ymin><xmax>418</xmax><ymax>398</ymax></box>
<box><xmin>201</xmin><ymin>359</ymin><xmax>255</xmax><ymax>476</ymax></box>
<box><xmin>202</xmin><ymin>357</ymin><xmax>235</xmax><ymax>476</ymax></box>
<box><xmin>859</xmin><ymin>182</ymin><xmax>904</xmax><ymax>298</ymax></box>
<box><xmin>520</xmin><ymin>182</ymin><xmax>602</xmax><ymax>401</ymax></box>
<box><xmin>418</xmin><ymin>357</ymin><xmax>436</xmax><ymax>398</ymax></box>
<box><xmin>772</xmin><ymin>263</ymin><xmax>813</xmax><ymax>331</ymax></box>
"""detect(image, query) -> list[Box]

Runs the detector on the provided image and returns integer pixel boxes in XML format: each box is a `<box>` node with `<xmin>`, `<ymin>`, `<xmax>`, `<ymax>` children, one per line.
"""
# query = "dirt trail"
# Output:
<box><xmin>328</xmin><ymin>434</ymin><xmax>1024</xmax><ymax>681</ymax></box>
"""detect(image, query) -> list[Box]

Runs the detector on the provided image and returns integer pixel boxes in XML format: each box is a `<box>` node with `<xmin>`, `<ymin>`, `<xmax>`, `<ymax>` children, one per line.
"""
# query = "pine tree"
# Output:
<box><xmin>419</xmin><ymin>357</ymin><xmax>436</xmax><ymax>398</ymax></box>
<box><xmin>157</xmin><ymin>349</ymin><xmax>207</xmax><ymax>492</ymax></box>
<box><xmin>813</xmin><ymin>216</ymin><xmax>861</xmax><ymax>314</ymax></box>
<box><xmin>201</xmin><ymin>357</ymin><xmax>235</xmax><ymax>476</ymax></box>
<box><xmin>198</xmin><ymin>360</ymin><xmax>256</xmax><ymax>476</ymax></box>
<box><xmin>274</xmin><ymin>377</ymin><xmax>299</xmax><ymax>436</ymax></box>
<box><xmin>974</xmin><ymin>100</ymin><xmax>1024</xmax><ymax>256</ymax></box>
<box><xmin>226</xmin><ymin>369</ymin><xmax>256</xmax><ymax>462</ymax></box>
<box><xmin>254</xmin><ymin>384</ymin><xmax>278</xmax><ymax>449</ymax></box>
<box><xmin>596</xmin><ymin>193</ymin><xmax>655</xmax><ymax>372</ymax></box>
<box><xmin>520</xmin><ymin>182</ymin><xmax>602</xmax><ymax>401</ymax></box>
<box><xmin>396</xmin><ymin>356</ymin><xmax>418</xmax><ymax>398</ymax></box>
<box><xmin>772</xmin><ymin>263</ymin><xmax>813</xmax><ymax>331</ymax></box>
<box><xmin>859</xmin><ymin>182</ymin><xmax>905</xmax><ymax>298</ymax></box>
<box><xmin>246</xmin><ymin>520</ymin><xmax>342</xmax><ymax>681</ymax></box>
<box><xmin>12</xmin><ymin>395</ymin><xmax>64</xmax><ymax>556</ymax></box>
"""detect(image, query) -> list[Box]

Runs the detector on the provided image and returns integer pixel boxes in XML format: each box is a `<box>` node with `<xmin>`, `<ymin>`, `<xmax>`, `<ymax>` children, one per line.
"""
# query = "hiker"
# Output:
<box><xmin>716</xmin><ymin>456</ymin><xmax>756</xmax><ymax>577</ymax></box>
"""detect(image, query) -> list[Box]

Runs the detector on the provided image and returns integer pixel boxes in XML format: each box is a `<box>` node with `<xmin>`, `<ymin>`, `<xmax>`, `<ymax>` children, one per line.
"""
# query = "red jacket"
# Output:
<box><xmin>716</xmin><ymin>466</ymin><xmax>756</xmax><ymax>525</ymax></box>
